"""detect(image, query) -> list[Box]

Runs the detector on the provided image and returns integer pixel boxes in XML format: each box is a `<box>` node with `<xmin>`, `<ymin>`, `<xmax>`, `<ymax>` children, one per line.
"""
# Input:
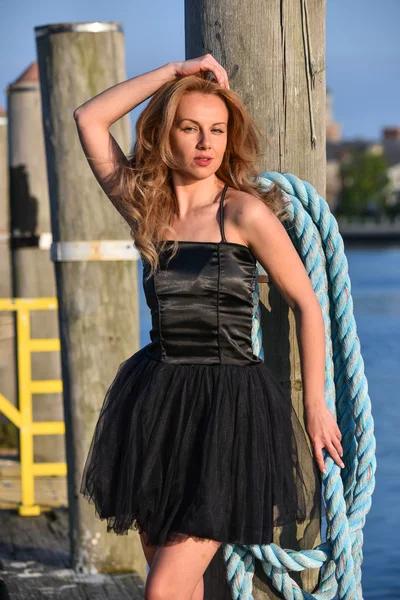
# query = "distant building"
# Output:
<box><xmin>326</xmin><ymin>88</ymin><xmax>343</xmax><ymax>143</ymax></box>
<box><xmin>382</xmin><ymin>127</ymin><xmax>400</xmax><ymax>142</ymax></box>
<box><xmin>325</xmin><ymin>90</ymin><xmax>400</xmax><ymax>213</ymax></box>
<box><xmin>326</xmin><ymin>89</ymin><xmax>343</xmax><ymax>210</ymax></box>
<box><xmin>381</xmin><ymin>128</ymin><xmax>400</xmax><ymax>206</ymax></box>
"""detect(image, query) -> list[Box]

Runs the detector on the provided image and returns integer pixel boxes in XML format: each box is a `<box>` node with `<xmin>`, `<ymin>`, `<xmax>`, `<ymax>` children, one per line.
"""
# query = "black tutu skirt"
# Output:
<box><xmin>80</xmin><ymin>344</ymin><xmax>322</xmax><ymax>547</ymax></box>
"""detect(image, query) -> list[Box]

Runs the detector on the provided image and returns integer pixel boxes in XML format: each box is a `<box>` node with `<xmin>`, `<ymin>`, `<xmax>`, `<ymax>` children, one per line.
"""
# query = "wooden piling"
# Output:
<box><xmin>35</xmin><ymin>22</ymin><xmax>145</xmax><ymax>578</ymax></box>
<box><xmin>0</xmin><ymin>106</ymin><xmax>17</xmax><ymax>447</ymax></box>
<box><xmin>6</xmin><ymin>62</ymin><xmax>64</xmax><ymax>463</ymax></box>
<box><xmin>185</xmin><ymin>1</ymin><xmax>326</xmax><ymax>597</ymax></box>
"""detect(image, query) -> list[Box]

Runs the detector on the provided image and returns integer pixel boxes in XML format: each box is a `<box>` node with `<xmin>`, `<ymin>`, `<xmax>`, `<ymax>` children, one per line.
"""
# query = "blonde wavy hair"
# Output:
<box><xmin>109</xmin><ymin>72</ymin><xmax>290</xmax><ymax>280</ymax></box>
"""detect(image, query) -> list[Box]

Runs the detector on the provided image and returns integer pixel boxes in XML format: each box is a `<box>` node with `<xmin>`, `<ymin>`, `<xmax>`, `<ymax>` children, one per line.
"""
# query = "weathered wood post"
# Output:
<box><xmin>6</xmin><ymin>63</ymin><xmax>64</xmax><ymax>462</ymax></box>
<box><xmin>185</xmin><ymin>1</ymin><xmax>326</xmax><ymax>598</ymax></box>
<box><xmin>0</xmin><ymin>105</ymin><xmax>18</xmax><ymax>444</ymax></box>
<box><xmin>35</xmin><ymin>22</ymin><xmax>145</xmax><ymax>578</ymax></box>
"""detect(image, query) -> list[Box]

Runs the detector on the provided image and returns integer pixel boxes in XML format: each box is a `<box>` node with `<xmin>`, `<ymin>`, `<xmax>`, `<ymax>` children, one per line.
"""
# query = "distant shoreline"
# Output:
<box><xmin>337</xmin><ymin>219</ymin><xmax>400</xmax><ymax>243</ymax></box>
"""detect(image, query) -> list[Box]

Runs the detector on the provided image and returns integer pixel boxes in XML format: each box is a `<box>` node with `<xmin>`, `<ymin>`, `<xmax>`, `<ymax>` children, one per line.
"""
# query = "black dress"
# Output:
<box><xmin>80</xmin><ymin>183</ymin><xmax>321</xmax><ymax>547</ymax></box>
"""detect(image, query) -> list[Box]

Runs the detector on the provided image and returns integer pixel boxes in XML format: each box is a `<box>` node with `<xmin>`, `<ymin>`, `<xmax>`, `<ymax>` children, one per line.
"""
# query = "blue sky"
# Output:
<box><xmin>1</xmin><ymin>0</ymin><xmax>398</xmax><ymax>141</ymax></box>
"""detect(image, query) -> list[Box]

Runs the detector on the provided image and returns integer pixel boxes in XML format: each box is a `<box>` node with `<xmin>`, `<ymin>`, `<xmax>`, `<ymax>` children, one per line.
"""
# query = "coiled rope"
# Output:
<box><xmin>222</xmin><ymin>172</ymin><xmax>377</xmax><ymax>600</ymax></box>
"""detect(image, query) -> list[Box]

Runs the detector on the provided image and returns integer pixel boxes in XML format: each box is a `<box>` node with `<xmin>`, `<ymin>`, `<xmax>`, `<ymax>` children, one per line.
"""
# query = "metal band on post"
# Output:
<box><xmin>35</xmin><ymin>22</ymin><xmax>124</xmax><ymax>38</ymax></box>
<box><xmin>50</xmin><ymin>240</ymin><xmax>140</xmax><ymax>262</ymax></box>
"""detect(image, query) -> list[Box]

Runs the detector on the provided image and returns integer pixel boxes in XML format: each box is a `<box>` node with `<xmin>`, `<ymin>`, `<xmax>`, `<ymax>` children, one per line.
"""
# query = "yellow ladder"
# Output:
<box><xmin>0</xmin><ymin>298</ymin><xmax>66</xmax><ymax>516</ymax></box>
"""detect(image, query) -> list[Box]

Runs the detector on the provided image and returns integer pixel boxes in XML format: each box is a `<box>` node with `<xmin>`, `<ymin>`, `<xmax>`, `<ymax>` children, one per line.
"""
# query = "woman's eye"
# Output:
<box><xmin>183</xmin><ymin>127</ymin><xmax>224</xmax><ymax>133</ymax></box>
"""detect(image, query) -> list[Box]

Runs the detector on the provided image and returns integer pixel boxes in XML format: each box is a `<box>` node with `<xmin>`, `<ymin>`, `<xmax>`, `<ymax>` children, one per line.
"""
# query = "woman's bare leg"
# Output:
<box><xmin>140</xmin><ymin>531</ymin><xmax>158</xmax><ymax>569</ymax></box>
<box><xmin>140</xmin><ymin>532</ymin><xmax>205</xmax><ymax>600</ymax></box>
<box><xmin>141</xmin><ymin>531</ymin><xmax>220</xmax><ymax>600</ymax></box>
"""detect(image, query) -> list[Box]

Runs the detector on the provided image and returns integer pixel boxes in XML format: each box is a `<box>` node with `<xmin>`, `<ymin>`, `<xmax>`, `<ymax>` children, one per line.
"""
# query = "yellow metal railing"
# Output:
<box><xmin>0</xmin><ymin>298</ymin><xmax>66</xmax><ymax>516</ymax></box>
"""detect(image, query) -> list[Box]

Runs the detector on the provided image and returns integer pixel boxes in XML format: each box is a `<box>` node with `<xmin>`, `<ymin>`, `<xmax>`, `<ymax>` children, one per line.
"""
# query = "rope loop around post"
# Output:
<box><xmin>222</xmin><ymin>172</ymin><xmax>377</xmax><ymax>600</ymax></box>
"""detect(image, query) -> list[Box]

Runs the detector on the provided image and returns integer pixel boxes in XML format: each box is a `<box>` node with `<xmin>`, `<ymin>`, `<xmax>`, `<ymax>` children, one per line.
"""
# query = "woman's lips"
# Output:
<box><xmin>193</xmin><ymin>157</ymin><xmax>213</xmax><ymax>166</ymax></box>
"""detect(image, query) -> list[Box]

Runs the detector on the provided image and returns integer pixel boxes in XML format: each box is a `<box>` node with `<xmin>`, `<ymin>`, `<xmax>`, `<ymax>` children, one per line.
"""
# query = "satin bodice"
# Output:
<box><xmin>142</xmin><ymin>185</ymin><xmax>262</xmax><ymax>365</ymax></box>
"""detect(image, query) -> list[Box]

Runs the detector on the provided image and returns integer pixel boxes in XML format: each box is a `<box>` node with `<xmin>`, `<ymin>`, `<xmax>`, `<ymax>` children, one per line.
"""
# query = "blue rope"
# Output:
<box><xmin>222</xmin><ymin>172</ymin><xmax>377</xmax><ymax>600</ymax></box>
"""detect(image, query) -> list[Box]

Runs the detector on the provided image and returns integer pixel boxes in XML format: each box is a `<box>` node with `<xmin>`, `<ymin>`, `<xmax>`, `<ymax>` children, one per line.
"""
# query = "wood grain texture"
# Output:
<box><xmin>7</xmin><ymin>80</ymin><xmax>63</xmax><ymax>461</ymax></box>
<box><xmin>36</xmin><ymin>25</ymin><xmax>145</xmax><ymax>578</ymax></box>
<box><xmin>185</xmin><ymin>0</ymin><xmax>326</xmax><ymax>193</ymax></box>
<box><xmin>185</xmin><ymin>0</ymin><xmax>326</xmax><ymax>596</ymax></box>
<box><xmin>0</xmin><ymin>115</ymin><xmax>17</xmax><ymax>433</ymax></box>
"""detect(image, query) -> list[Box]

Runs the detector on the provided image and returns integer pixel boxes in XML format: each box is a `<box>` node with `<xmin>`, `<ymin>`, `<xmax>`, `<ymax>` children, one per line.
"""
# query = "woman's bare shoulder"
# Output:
<box><xmin>223</xmin><ymin>188</ymin><xmax>274</xmax><ymax>246</ymax></box>
<box><xmin>225</xmin><ymin>187</ymin><xmax>274</xmax><ymax>221</ymax></box>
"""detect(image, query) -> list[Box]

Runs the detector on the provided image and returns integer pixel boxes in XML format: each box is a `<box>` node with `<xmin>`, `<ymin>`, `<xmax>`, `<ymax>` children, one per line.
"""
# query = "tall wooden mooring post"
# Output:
<box><xmin>185</xmin><ymin>1</ymin><xmax>327</xmax><ymax>597</ymax></box>
<box><xmin>35</xmin><ymin>22</ymin><xmax>145</xmax><ymax>579</ymax></box>
<box><xmin>6</xmin><ymin>62</ymin><xmax>64</xmax><ymax>463</ymax></box>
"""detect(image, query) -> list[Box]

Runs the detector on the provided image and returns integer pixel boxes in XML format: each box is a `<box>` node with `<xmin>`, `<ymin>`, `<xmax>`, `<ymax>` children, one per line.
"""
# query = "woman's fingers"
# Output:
<box><xmin>332</xmin><ymin>434</ymin><xmax>344</xmax><ymax>457</ymax></box>
<box><xmin>305</xmin><ymin>405</ymin><xmax>345</xmax><ymax>475</ymax></box>
<box><xmin>313</xmin><ymin>444</ymin><xmax>326</xmax><ymax>474</ymax></box>
<box><xmin>313</xmin><ymin>438</ymin><xmax>345</xmax><ymax>475</ymax></box>
<box><xmin>326</xmin><ymin>441</ymin><xmax>345</xmax><ymax>469</ymax></box>
<box><xmin>174</xmin><ymin>54</ymin><xmax>230</xmax><ymax>88</ymax></box>
<box><xmin>204</xmin><ymin>54</ymin><xmax>229</xmax><ymax>87</ymax></box>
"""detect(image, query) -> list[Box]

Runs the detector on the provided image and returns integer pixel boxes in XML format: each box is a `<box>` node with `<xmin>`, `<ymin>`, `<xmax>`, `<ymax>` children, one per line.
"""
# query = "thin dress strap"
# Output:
<box><xmin>219</xmin><ymin>184</ymin><xmax>228</xmax><ymax>243</ymax></box>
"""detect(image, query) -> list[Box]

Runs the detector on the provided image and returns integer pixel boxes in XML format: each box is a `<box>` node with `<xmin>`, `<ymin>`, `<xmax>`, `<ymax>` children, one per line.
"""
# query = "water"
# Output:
<box><xmin>346</xmin><ymin>246</ymin><xmax>400</xmax><ymax>599</ymax></box>
<box><xmin>137</xmin><ymin>245</ymin><xmax>400</xmax><ymax>598</ymax></box>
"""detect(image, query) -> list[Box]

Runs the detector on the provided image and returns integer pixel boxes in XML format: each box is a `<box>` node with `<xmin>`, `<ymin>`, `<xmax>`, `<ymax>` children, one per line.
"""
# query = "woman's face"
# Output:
<box><xmin>169</xmin><ymin>92</ymin><xmax>229</xmax><ymax>181</ymax></box>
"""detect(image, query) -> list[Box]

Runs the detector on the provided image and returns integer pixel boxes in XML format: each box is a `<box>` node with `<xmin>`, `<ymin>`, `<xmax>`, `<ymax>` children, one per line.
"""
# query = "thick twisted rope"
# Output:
<box><xmin>221</xmin><ymin>172</ymin><xmax>376</xmax><ymax>600</ymax></box>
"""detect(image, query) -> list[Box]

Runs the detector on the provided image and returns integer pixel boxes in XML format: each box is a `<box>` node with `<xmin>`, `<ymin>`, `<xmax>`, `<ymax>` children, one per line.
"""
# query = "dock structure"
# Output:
<box><xmin>6</xmin><ymin>62</ymin><xmax>64</xmax><ymax>464</ymax></box>
<box><xmin>0</xmin><ymin>101</ymin><xmax>17</xmax><ymax>451</ymax></box>
<box><xmin>0</xmin><ymin>511</ymin><xmax>145</xmax><ymax>600</ymax></box>
<box><xmin>0</xmin><ymin>451</ymin><xmax>145</xmax><ymax>599</ymax></box>
<box><xmin>338</xmin><ymin>218</ymin><xmax>400</xmax><ymax>242</ymax></box>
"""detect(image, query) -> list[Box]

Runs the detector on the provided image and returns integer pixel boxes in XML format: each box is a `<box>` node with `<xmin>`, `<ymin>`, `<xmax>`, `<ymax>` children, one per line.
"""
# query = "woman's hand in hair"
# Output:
<box><xmin>173</xmin><ymin>55</ymin><xmax>230</xmax><ymax>89</ymax></box>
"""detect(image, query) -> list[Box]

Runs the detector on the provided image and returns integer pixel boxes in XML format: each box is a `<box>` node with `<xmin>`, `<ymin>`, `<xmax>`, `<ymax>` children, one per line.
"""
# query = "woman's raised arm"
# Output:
<box><xmin>73</xmin><ymin>62</ymin><xmax>177</xmax><ymax>212</ymax></box>
<box><xmin>73</xmin><ymin>55</ymin><xmax>229</xmax><ymax>223</ymax></box>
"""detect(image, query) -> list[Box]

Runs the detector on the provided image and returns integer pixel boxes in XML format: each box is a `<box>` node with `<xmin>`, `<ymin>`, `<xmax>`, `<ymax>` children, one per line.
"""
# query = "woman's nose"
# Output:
<box><xmin>198</xmin><ymin>135</ymin><xmax>211</xmax><ymax>149</ymax></box>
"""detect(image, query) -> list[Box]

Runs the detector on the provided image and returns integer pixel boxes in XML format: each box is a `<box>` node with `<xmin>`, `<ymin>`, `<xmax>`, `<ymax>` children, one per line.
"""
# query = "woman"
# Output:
<box><xmin>74</xmin><ymin>54</ymin><xmax>344</xmax><ymax>600</ymax></box>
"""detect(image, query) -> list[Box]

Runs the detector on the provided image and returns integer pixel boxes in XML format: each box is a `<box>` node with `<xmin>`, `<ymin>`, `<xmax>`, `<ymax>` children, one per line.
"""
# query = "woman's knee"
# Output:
<box><xmin>144</xmin><ymin>533</ymin><xmax>217</xmax><ymax>599</ymax></box>
<box><xmin>144</xmin><ymin>580</ymin><xmax>190</xmax><ymax>600</ymax></box>
<box><xmin>144</xmin><ymin>571</ymin><xmax>204</xmax><ymax>600</ymax></box>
